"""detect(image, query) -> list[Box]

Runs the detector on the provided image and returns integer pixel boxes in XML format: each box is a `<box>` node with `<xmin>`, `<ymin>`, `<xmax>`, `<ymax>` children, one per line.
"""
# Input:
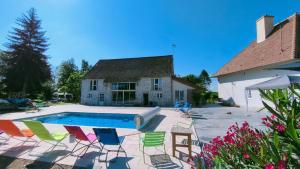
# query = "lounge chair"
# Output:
<box><xmin>0</xmin><ymin>130</ymin><xmax>6</xmax><ymax>140</ymax></box>
<box><xmin>174</xmin><ymin>101</ymin><xmax>181</xmax><ymax>111</ymax></box>
<box><xmin>179</xmin><ymin>102</ymin><xmax>192</xmax><ymax>113</ymax></box>
<box><xmin>23</xmin><ymin>120</ymin><xmax>68</xmax><ymax>151</ymax></box>
<box><xmin>140</xmin><ymin>131</ymin><xmax>166</xmax><ymax>163</ymax></box>
<box><xmin>0</xmin><ymin>120</ymin><xmax>35</xmax><ymax>142</ymax></box>
<box><xmin>64</xmin><ymin>125</ymin><xmax>100</xmax><ymax>157</ymax></box>
<box><xmin>93</xmin><ymin>128</ymin><xmax>127</xmax><ymax>162</ymax></box>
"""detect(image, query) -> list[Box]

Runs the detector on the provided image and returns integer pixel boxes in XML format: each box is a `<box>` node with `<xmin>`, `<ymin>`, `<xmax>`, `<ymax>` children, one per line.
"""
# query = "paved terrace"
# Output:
<box><xmin>0</xmin><ymin>105</ymin><xmax>200</xmax><ymax>169</ymax></box>
<box><xmin>0</xmin><ymin>104</ymin><xmax>269</xmax><ymax>168</ymax></box>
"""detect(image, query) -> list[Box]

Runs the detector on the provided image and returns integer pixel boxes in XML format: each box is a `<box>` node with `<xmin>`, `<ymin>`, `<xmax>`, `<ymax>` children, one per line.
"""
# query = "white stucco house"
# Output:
<box><xmin>215</xmin><ymin>14</ymin><xmax>300</xmax><ymax>109</ymax></box>
<box><xmin>81</xmin><ymin>55</ymin><xmax>195</xmax><ymax>106</ymax></box>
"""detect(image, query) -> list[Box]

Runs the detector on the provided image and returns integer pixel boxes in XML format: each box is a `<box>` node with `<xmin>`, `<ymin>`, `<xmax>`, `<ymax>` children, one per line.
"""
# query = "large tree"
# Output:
<box><xmin>4</xmin><ymin>8</ymin><xmax>51</xmax><ymax>96</ymax></box>
<box><xmin>57</xmin><ymin>58</ymin><xmax>78</xmax><ymax>89</ymax></box>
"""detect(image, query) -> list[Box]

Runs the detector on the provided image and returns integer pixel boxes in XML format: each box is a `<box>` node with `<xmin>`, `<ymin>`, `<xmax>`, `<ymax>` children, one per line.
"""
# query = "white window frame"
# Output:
<box><xmin>90</xmin><ymin>80</ymin><xmax>97</xmax><ymax>91</ymax></box>
<box><xmin>157</xmin><ymin>93</ymin><xmax>162</xmax><ymax>99</ymax></box>
<box><xmin>175</xmin><ymin>90</ymin><xmax>184</xmax><ymax>101</ymax></box>
<box><xmin>152</xmin><ymin>78</ymin><xmax>162</xmax><ymax>91</ymax></box>
<box><xmin>111</xmin><ymin>82</ymin><xmax>136</xmax><ymax>104</ymax></box>
<box><xmin>99</xmin><ymin>93</ymin><xmax>104</xmax><ymax>102</ymax></box>
<box><xmin>87</xmin><ymin>93</ymin><xmax>93</xmax><ymax>99</ymax></box>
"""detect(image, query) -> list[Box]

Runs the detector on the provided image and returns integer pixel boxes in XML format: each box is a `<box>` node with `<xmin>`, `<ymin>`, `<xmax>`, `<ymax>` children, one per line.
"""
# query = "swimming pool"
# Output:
<box><xmin>20</xmin><ymin>112</ymin><xmax>137</xmax><ymax>129</ymax></box>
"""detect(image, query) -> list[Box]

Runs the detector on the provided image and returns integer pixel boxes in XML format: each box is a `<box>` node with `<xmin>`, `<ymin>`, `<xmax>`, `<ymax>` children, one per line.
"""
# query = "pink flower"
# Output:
<box><xmin>265</xmin><ymin>163</ymin><xmax>275</xmax><ymax>169</ymax></box>
<box><xmin>277</xmin><ymin>160</ymin><xmax>286</xmax><ymax>169</ymax></box>
<box><xmin>276</xmin><ymin>124</ymin><xmax>285</xmax><ymax>133</ymax></box>
<box><xmin>270</xmin><ymin>115</ymin><xmax>276</xmax><ymax>120</ymax></box>
<box><xmin>243</xmin><ymin>153</ymin><xmax>250</xmax><ymax>159</ymax></box>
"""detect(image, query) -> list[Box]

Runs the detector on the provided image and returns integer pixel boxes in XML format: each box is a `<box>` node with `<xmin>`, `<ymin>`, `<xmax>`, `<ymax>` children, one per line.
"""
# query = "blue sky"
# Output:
<box><xmin>1</xmin><ymin>0</ymin><xmax>300</xmax><ymax>91</ymax></box>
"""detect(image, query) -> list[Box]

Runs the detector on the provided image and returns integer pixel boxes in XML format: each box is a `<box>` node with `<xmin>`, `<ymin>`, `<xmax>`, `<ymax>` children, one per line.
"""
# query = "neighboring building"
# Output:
<box><xmin>81</xmin><ymin>55</ymin><xmax>195</xmax><ymax>106</ymax></box>
<box><xmin>215</xmin><ymin>14</ymin><xmax>300</xmax><ymax>108</ymax></box>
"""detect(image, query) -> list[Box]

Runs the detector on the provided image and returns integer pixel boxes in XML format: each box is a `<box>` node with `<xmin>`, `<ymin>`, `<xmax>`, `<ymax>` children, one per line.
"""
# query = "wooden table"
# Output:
<box><xmin>171</xmin><ymin>126</ymin><xmax>193</xmax><ymax>158</ymax></box>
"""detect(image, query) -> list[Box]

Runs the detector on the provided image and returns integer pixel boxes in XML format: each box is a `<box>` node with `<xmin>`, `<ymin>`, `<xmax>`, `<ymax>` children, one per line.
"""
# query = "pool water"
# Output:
<box><xmin>22</xmin><ymin>112</ymin><xmax>137</xmax><ymax>129</ymax></box>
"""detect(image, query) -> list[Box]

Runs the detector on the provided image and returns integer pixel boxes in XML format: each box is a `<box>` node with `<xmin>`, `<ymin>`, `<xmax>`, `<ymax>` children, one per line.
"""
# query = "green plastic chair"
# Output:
<box><xmin>23</xmin><ymin>120</ymin><xmax>68</xmax><ymax>151</ymax></box>
<box><xmin>140</xmin><ymin>131</ymin><xmax>166</xmax><ymax>163</ymax></box>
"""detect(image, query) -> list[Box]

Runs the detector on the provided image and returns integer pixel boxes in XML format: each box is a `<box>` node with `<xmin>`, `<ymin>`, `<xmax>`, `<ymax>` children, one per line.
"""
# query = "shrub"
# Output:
<box><xmin>194</xmin><ymin>84</ymin><xmax>300</xmax><ymax>169</ymax></box>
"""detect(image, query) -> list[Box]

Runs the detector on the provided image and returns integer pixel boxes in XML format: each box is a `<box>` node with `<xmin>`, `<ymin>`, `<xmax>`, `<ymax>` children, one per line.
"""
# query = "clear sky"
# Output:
<box><xmin>1</xmin><ymin>0</ymin><xmax>300</xmax><ymax>91</ymax></box>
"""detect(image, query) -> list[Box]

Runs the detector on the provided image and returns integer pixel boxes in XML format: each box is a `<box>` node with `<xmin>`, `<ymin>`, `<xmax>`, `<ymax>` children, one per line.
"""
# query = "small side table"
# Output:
<box><xmin>171</xmin><ymin>126</ymin><xmax>193</xmax><ymax>158</ymax></box>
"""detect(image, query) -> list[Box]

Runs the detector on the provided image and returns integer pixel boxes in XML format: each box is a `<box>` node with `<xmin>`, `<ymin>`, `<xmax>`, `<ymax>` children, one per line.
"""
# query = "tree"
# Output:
<box><xmin>199</xmin><ymin>70</ymin><xmax>211</xmax><ymax>87</ymax></box>
<box><xmin>4</xmin><ymin>8</ymin><xmax>51</xmax><ymax>96</ymax></box>
<box><xmin>182</xmin><ymin>74</ymin><xmax>199</xmax><ymax>85</ymax></box>
<box><xmin>0</xmin><ymin>52</ymin><xmax>8</xmax><ymax>97</ymax></box>
<box><xmin>65</xmin><ymin>71</ymin><xmax>84</xmax><ymax>102</ymax></box>
<box><xmin>81</xmin><ymin>59</ymin><xmax>92</xmax><ymax>73</ymax></box>
<box><xmin>57</xmin><ymin>58</ymin><xmax>78</xmax><ymax>89</ymax></box>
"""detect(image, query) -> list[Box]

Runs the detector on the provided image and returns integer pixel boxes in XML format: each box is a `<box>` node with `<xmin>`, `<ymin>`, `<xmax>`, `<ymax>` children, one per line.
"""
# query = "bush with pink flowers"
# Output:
<box><xmin>193</xmin><ymin>84</ymin><xmax>300</xmax><ymax>169</ymax></box>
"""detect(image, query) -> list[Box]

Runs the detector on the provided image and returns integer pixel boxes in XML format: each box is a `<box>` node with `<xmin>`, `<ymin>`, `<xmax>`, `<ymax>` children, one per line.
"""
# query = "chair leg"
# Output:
<box><xmin>143</xmin><ymin>146</ymin><xmax>145</xmax><ymax>163</ymax></box>
<box><xmin>98</xmin><ymin>145</ymin><xmax>104</xmax><ymax>162</ymax></box>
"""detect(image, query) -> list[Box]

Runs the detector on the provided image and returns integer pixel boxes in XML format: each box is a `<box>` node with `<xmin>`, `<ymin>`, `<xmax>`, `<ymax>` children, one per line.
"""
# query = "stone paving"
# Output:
<box><xmin>0</xmin><ymin>105</ymin><xmax>199</xmax><ymax>169</ymax></box>
<box><xmin>191</xmin><ymin>105</ymin><xmax>269</xmax><ymax>144</ymax></box>
<box><xmin>0</xmin><ymin>104</ymin><xmax>269</xmax><ymax>169</ymax></box>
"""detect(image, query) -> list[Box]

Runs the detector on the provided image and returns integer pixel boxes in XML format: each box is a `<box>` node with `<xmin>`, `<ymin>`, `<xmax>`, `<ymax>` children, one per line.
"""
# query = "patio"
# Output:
<box><xmin>0</xmin><ymin>104</ymin><xmax>268</xmax><ymax>168</ymax></box>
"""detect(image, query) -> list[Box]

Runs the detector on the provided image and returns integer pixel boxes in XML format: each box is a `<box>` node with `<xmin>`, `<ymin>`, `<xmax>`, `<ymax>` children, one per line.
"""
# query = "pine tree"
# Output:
<box><xmin>4</xmin><ymin>8</ymin><xmax>51</xmax><ymax>96</ymax></box>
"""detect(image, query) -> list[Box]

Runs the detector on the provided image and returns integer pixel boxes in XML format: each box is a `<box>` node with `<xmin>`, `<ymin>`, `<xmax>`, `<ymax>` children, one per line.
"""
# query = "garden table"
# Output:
<box><xmin>171</xmin><ymin>126</ymin><xmax>193</xmax><ymax>158</ymax></box>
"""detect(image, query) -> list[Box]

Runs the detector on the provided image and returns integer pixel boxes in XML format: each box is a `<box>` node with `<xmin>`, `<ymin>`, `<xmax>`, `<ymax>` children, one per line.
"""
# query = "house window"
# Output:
<box><xmin>152</xmin><ymin>78</ymin><xmax>162</xmax><ymax>91</ymax></box>
<box><xmin>247</xmin><ymin>90</ymin><xmax>252</xmax><ymax>98</ymax></box>
<box><xmin>111</xmin><ymin>82</ymin><xmax>136</xmax><ymax>104</ymax></box>
<box><xmin>99</xmin><ymin>93</ymin><xmax>104</xmax><ymax>102</ymax></box>
<box><xmin>175</xmin><ymin>90</ymin><xmax>184</xmax><ymax>101</ymax></box>
<box><xmin>90</xmin><ymin>80</ymin><xmax>97</xmax><ymax>91</ymax></box>
<box><xmin>157</xmin><ymin>93</ymin><xmax>162</xmax><ymax>99</ymax></box>
<box><xmin>87</xmin><ymin>93</ymin><xmax>93</xmax><ymax>98</ymax></box>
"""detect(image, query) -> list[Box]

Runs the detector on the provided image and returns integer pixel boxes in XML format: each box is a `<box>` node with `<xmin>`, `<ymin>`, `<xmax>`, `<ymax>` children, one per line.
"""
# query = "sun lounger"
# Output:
<box><xmin>140</xmin><ymin>131</ymin><xmax>166</xmax><ymax>163</ymax></box>
<box><xmin>93</xmin><ymin>128</ymin><xmax>127</xmax><ymax>162</ymax></box>
<box><xmin>23</xmin><ymin>120</ymin><xmax>68</xmax><ymax>151</ymax></box>
<box><xmin>0</xmin><ymin>120</ymin><xmax>35</xmax><ymax>142</ymax></box>
<box><xmin>64</xmin><ymin>125</ymin><xmax>100</xmax><ymax>157</ymax></box>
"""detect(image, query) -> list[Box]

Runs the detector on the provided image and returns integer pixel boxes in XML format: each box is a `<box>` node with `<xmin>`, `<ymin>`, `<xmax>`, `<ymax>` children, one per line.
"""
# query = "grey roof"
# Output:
<box><xmin>84</xmin><ymin>55</ymin><xmax>174</xmax><ymax>82</ymax></box>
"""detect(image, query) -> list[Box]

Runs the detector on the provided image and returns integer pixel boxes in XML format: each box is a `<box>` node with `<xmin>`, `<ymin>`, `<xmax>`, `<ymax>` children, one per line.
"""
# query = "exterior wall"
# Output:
<box><xmin>136</xmin><ymin>77</ymin><xmax>172</xmax><ymax>106</ymax></box>
<box><xmin>172</xmin><ymin>80</ymin><xmax>194</xmax><ymax>104</ymax></box>
<box><xmin>218</xmin><ymin>67</ymin><xmax>300</xmax><ymax>108</ymax></box>
<box><xmin>80</xmin><ymin>79</ymin><xmax>111</xmax><ymax>105</ymax></box>
<box><xmin>81</xmin><ymin>76</ymin><xmax>173</xmax><ymax>106</ymax></box>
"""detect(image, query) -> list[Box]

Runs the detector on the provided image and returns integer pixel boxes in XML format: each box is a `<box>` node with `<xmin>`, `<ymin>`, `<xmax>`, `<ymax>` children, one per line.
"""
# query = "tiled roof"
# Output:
<box><xmin>84</xmin><ymin>55</ymin><xmax>174</xmax><ymax>82</ymax></box>
<box><xmin>215</xmin><ymin>13</ymin><xmax>300</xmax><ymax>77</ymax></box>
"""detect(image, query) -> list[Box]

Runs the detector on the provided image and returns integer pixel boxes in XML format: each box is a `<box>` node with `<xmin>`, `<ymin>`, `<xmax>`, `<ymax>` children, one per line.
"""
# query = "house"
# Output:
<box><xmin>81</xmin><ymin>55</ymin><xmax>195</xmax><ymax>106</ymax></box>
<box><xmin>215</xmin><ymin>14</ymin><xmax>300</xmax><ymax>108</ymax></box>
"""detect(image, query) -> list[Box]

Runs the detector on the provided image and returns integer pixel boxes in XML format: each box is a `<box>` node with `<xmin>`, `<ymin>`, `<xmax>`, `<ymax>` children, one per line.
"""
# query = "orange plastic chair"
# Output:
<box><xmin>0</xmin><ymin>120</ymin><xmax>35</xmax><ymax>142</ymax></box>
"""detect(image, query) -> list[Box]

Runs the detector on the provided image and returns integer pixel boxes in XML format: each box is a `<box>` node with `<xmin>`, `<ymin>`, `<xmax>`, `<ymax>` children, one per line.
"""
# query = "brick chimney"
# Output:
<box><xmin>256</xmin><ymin>15</ymin><xmax>274</xmax><ymax>43</ymax></box>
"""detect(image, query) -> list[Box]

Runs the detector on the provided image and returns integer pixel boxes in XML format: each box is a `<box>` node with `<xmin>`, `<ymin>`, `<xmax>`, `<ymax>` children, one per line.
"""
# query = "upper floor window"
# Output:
<box><xmin>112</xmin><ymin>82</ymin><xmax>136</xmax><ymax>91</ymax></box>
<box><xmin>152</xmin><ymin>78</ymin><xmax>162</xmax><ymax>91</ymax></box>
<box><xmin>90</xmin><ymin>80</ymin><xmax>97</xmax><ymax>91</ymax></box>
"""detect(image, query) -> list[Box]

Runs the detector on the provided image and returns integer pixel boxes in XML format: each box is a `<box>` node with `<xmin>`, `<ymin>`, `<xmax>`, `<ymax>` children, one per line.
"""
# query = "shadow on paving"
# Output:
<box><xmin>150</xmin><ymin>154</ymin><xmax>183</xmax><ymax>169</ymax></box>
<box><xmin>106</xmin><ymin>156</ymin><xmax>134</xmax><ymax>169</ymax></box>
<box><xmin>0</xmin><ymin>155</ymin><xmax>84</xmax><ymax>169</ymax></box>
<box><xmin>139</xmin><ymin>115</ymin><xmax>166</xmax><ymax>132</ymax></box>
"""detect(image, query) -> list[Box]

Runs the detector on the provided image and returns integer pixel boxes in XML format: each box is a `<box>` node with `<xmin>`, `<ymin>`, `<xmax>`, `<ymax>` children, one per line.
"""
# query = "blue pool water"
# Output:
<box><xmin>21</xmin><ymin>112</ymin><xmax>137</xmax><ymax>129</ymax></box>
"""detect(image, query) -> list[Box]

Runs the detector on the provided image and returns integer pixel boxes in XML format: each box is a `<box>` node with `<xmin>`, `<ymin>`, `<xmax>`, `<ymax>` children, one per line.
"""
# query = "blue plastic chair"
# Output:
<box><xmin>180</xmin><ymin>102</ymin><xmax>192</xmax><ymax>113</ymax></box>
<box><xmin>174</xmin><ymin>101</ymin><xmax>181</xmax><ymax>111</ymax></box>
<box><xmin>93</xmin><ymin>128</ymin><xmax>127</xmax><ymax>162</ymax></box>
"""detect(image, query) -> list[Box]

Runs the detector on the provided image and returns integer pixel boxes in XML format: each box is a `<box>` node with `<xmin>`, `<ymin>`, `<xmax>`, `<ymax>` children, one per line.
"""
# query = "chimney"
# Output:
<box><xmin>256</xmin><ymin>15</ymin><xmax>274</xmax><ymax>43</ymax></box>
